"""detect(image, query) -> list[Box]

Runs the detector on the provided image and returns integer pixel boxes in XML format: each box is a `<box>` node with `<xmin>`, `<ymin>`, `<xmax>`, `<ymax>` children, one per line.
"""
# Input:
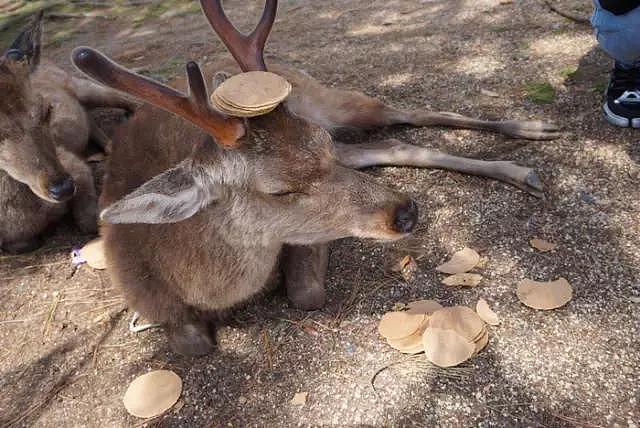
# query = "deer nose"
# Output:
<box><xmin>48</xmin><ymin>175</ymin><xmax>76</xmax><ymax>202</ymax></box>
<box><xmin>393</xmin><ymin>199</ymin><xmax>418</xmax><ymax>233</ymax></box>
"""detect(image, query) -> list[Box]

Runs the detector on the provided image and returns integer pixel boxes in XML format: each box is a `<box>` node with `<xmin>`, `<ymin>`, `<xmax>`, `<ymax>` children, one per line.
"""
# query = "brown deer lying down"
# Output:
<box><xmin>72</xmin><ymin>0</ymin><xmax>558</xmax><ymax>356</ymax></box>
<box><xmin>0</xmin><ymin>14</ymin><xmax>135</xmax><ymax>253</ymax></box>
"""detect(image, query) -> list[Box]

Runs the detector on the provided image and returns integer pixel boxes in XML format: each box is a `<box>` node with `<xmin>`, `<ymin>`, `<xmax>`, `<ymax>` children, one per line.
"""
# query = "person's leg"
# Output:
<box><xmin>591</xmin><ymin>1</ymin><xmax>640</xmax><ymax>127</ymax></box>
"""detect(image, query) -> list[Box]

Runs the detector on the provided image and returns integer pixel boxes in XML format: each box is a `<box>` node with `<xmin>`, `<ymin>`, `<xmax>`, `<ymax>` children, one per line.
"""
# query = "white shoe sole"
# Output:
<box><xmin>603</xmin><ymin>103</ymin><xmax>640</xmax><ymax>128</ymax></box>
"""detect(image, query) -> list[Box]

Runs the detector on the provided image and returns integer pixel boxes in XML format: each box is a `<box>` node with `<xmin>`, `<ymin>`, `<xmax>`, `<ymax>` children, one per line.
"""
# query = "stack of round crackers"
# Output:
<box><xmin>211</xmin><ymin>71</ymin><xmax>292</xmax><ymax>117</ymax></box>
<box><xmin>378</xmin><ymin>300</ymin><xmax>442</xmax><ymax>354</ymax></box>
<box><xmin>378</xmin><ymin>301</ymin><xmax>489</xmax><ymax>367</ymax></box>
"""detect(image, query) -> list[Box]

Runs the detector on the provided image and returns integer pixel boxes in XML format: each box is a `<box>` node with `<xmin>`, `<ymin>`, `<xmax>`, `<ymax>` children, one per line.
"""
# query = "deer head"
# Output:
<box><xmin>0</xmin><ymin>13</ymin><xmax>76</xmax><ymax>203</ymax></box>
<box><xmin>72</xmin><ymin>0</ymin><xmax>417</xmax><ymax>244</ymax></box>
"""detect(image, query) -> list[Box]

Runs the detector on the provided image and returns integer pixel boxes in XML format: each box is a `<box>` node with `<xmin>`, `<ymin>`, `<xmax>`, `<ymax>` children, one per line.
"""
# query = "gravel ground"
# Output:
<box><xmin>0</xmin><ymin>0</ymin><xmax>638</xmax><ymax>426</ymax></box>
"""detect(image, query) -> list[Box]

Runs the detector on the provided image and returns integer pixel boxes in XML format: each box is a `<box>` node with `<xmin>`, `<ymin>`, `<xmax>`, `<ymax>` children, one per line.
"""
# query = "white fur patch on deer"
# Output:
<box><xmin>211</xmin><ymin>71</ymin><xmax>291</xmax><ymax>117</ymax></box>
<box><xmin>79</xmin><ymin>238</ymin><xmax>106</xmax><ymax>270</ymax></box>
<box><xmin>435</xmin><ymin>247</ymin><xmax>480</xmax><ymax>274</ymax></box>
<box><xmin>123</xmin><ymin>370</ymin><xmax>182</xmax><ymax>418</ymax></box>
<box><xmin>441</xmin><ymin>273</ymin><xmax>482</xmax><ymax>287</ymax></box>
<box><xmin>516</xmin><ymin>278</ymin><xmax>573</xmax><ymax>310</ymax></box>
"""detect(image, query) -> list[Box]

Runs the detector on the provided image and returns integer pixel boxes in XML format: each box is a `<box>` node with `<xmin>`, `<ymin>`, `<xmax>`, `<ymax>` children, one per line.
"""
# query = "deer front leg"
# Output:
<box><xmin>281</xmin><ymin>243</ymin><xmax>329</xmax><ymax>311</ymax></box>
<box><xmin>335</xmin><ymin>140</ymin><xmax>544</xmax><ymax>197</ymax></box>
<box><xmin>57</xmin><ymin>149</ymin><xmax>98</xmax><ymax>234</ymax></box>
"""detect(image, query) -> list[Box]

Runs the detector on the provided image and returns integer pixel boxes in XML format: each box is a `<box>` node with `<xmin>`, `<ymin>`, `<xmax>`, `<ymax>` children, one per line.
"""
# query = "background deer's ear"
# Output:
<box><xmin>100</xmin><ymin>163</ymin><xmax>219</xmax><ymax>224</ymax></box>
<box><xmin>2</xmin><ymin>11</ymin><xmax>43</xmax><ymax>74</ymax></box>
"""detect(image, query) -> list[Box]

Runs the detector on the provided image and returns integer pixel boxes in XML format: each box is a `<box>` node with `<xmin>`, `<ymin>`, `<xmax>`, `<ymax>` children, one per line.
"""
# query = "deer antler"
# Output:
<box><xmin>200</xmin><ymin>0</ymin><xmax>277</xmax><ymax>72</ymax></box>
<box><xmin>71</xmin><ymin>47</ymin><xmax>245</xmax><ymax>147</ymax></box>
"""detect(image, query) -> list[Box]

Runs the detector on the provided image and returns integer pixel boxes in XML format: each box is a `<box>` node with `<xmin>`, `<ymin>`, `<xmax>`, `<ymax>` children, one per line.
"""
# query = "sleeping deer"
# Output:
<box><xmin>0</xmin><ymin>13</ymin><xmax>134</xmax><ymax>253</ymax></box>
<box><xmin>72</xmin><ymin>0</ymin><xmax>558</xmax><ymax>356</ymax></box>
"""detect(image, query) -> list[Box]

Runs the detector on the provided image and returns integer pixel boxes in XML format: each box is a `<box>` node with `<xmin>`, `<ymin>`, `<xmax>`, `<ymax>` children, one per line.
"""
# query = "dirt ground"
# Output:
<box><xmin>1</xmin><ymin>0</ymin><xmax>639</xmax><ymax>426</ymax></box>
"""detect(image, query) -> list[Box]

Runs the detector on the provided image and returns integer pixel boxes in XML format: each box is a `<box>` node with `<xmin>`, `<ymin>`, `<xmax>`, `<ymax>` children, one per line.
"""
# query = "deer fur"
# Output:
<box><xmin>73</xmin><ymin>0</ymin><xmax>560</xmax><ymax>356</ymax></box>
<box><xmin>0</xmin><ymin>14</ymin><xmax>135</xmax><ymax>253</ymax></box>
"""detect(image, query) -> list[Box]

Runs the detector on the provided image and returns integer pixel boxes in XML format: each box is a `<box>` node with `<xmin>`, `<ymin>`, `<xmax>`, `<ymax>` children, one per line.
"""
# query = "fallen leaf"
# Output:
<box><xmin>123</xmin><ymin>370</ymin><xmax>182</xmax><ymax>418</ymax></box>
<box><xmin>441</xmin><ymin>273</ymin><xmax>482</xmax><ymax>287</ymax></box>
<box><xmin>290</xmin><ymin>392</ymin><xmax>308</xmax><ymax>406</ymax></box>
<box><xmin>435</xmin><ymin>247</ymin><xmax>480</xmax><ymax>274</ymax></box>
<box><xmin>80</xmin><ymin>238</ymin><xmax>107</xmax><ymax>270</ymax></box>
<box><xmin>476</xmin><ymin>298</ymin><xmax>500</xmax><ymax>325</ymax></box>
<box><xmin>629</xmin><ymin>296</ymin><xmax>640</xmax><ymax>304</ymax></box>
<box><xmin>530</xmin><ymin>238</ymin><xmax>557</xmax><ymax>252</ymax></box>
<box><xmin>516</xmin><ymin>278</ymin><xmax>573</xmax><ymax>310</ymax></box>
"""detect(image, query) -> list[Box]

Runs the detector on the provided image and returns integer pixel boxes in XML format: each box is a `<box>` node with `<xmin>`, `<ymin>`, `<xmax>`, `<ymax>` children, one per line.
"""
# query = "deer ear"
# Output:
<box><xmin>2</xmin><ymin>11</ymin><xmax>43</xmax><ymax>73</ymax></box>
<box><xmin>101</xmin><ymin>164</ymin><xmax>218</xmax><ymax>224</ymax></box>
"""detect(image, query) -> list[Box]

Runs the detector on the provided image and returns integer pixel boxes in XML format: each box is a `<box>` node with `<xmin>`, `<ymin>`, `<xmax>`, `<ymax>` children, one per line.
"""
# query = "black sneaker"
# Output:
<box><xmin>604</xmin><ymin>63</ymin><xmax>640</xmax><ymax>128</ymax></box>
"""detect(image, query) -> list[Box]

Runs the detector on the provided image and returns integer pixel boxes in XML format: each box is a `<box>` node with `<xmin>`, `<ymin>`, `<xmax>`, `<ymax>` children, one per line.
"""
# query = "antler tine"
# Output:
<box><xmin>200</xmin><ymin>0</ymin><xmax>277</xmax><ymax>72</ymax></box>
<box><xmin>72</xmin><ymin>47</ymin><xmax>244</xmax><ymax>147</ymax></box>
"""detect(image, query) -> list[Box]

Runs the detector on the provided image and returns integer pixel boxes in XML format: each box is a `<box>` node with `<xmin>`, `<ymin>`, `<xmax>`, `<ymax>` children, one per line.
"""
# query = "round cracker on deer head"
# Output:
<box><xmin>214</xmin><ymin>71</ymin><xmax>291</xmax><ymax>109</ymax></box>
<box><xmin>428</xmin><ymin>306</ymin><xmax>485</xmax><ymax>342</ymax></box>
<box><xmin>422</xmin><ymin>327</ymin><xmax>475</xmax><ymax>367</ymax></box>
<box><xmin>475</xmin><ymin>298</ymin><xmax>500</xmax><ymax>326</ymax></box>
<box><xmin>435</xmin><ymin>247</ymin><xmax>480</xmax><ymax>274</ymax></box>
<box><xmin>378</xmin><ymin>311</ymin><xmax>427</xmax><ymax>340</ymax></box>
<box><xmin>123</xmin><ymin>370</ymin><xmax>182</xmax><ymax>419</ymax></box>
<box><xmin>406</xmin><ymin>299</ymin><xmax>443</xmax><ymax>316</ymax></box>
<box><xmin>516</xmin><ymin>278</ymin><xmax>573</xmax><ymax>310</ymax></box>
<box><xmin>211</xmin><ymin>91</ymin><xmax>279</xmax><ymax>117</ymax></box>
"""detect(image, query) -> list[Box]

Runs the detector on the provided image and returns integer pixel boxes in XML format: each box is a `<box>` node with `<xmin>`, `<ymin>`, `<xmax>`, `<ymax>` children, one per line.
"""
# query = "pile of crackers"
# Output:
<box><xmin>378</xmin><ymin>300</ymin><xmax>490</xmax><ymax>367</ymax></box>
<box><xmin>211</xmin><ymin>71</ymin><xmax>291</xmax><ymax>117</ymax></box>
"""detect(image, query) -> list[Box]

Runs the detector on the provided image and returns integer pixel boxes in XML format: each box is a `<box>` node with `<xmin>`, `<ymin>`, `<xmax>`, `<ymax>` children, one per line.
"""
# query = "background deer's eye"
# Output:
<box><xmin>40</xmin><ymin>104</ymin><xmax>53</xmax><ymax>123</ymax></box>
<box><xmin>269</xmin><ymin>190</ymin><xmax>298</xmax><ymax>197</ymax></box>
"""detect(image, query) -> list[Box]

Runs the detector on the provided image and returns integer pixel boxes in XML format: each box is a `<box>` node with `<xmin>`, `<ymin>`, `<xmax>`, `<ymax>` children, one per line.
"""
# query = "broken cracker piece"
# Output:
<box><xmin>435</xmin><ymin>247</ymin><xmax>480</xmax><ymax>274</ymax></box>
<box><xmin>476</xmin><ymin>298</ymin><xmax>500</xmax><ymax>325</ymax></box>
<box><xmin>530</xmin><ymin>238</ymin><xmax>557</xmax><ymax>252</ymax></box>
<box><xmin>442</xmin><ymin>273</ymin><xmax>482</xmax><ymax>287</ymax></box>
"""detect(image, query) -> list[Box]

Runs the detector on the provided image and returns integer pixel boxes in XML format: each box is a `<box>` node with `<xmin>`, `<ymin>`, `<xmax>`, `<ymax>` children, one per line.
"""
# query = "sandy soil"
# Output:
<box><xmin>0</xmin><ymin>0</ymin><xmax>638</xmax><ymax>426</ymax></box>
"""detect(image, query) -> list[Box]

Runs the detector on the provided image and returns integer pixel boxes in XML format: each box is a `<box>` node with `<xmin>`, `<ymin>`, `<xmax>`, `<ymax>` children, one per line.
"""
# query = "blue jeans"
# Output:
<box><xmin>591</xmin><ymin>0</ymin><xmax>640</xmax><ymax>67</ymax></box>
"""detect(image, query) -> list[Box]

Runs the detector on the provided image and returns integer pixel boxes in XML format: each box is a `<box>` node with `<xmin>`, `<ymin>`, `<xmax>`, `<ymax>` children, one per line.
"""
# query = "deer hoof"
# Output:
<box><xmin>500</xmin><ymin>120</ymin><xmax>562</xmax><ymax>140</ymax></box>
<box><xmin>168</xmin><ymin>323</ymin><xmax>215</xmax><ymax>357</ymax></box>
<box><xmin>525</xmin><ymin>170</ymin><xmax>543</xmax><ymax>192</ymax></box>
